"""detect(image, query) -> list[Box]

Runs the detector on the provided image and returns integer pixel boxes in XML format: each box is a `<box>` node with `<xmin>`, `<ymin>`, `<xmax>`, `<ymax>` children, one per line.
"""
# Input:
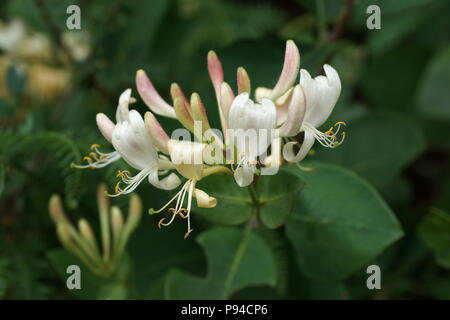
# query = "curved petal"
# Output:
<box><xmin>278</xmin><ymin>84</ymin><xmax>306</xmax><ymax>137</ymax></box>
<box><xmin>96</xmin><ymin>113</ymin><xmax>115</xmax><ymax>143</ymax></box>
<box><xmin>148</xmin><ymin>170</ymin><xmax>181</xmax><ymax>190</ymax></box>
<box><xmin>136</xmin><ymin>69</ymin><xmax>176</xmax><ymax>118</ymax></box>
<box><xmin>144</xmin><ymin>111</ymin><xmax>169</xmax><ymax>154</ymax></box>
<box><xmin>233</xmin><ymin>163</ymin><xmax>254</xmax><ymax>187</ymax></box>
<box><xmin>112</xmin><ymin>110</ymin><xmax>157</xmax><ymax>170</ymax></box>
<box><xmin>282</xmin><ymin>129</ymin><xmax>315</xmax><ymax>163</ymax></box>
<box><xmin>116</xmin><ymin>88</ymin><xmax>135</xmax><ymax>123</ymax></box>
<box><xmin>194</xmin><ymin>188</ymin><xmax>217</xmax><ymax>208</ymax></box>
<box><xmin>228</xmin><ymin>93</ymin><xmax>276</xmax><ymax>158</ymax></box>
<box><xmin>301</xmin><ymin>64</ymin><xmax>341</xmax><ymax>128</ymax></box>
<box><xmin>268</xmin><ymin>40</ymin><xmax>300</xmax><ymax>101</ymax></box>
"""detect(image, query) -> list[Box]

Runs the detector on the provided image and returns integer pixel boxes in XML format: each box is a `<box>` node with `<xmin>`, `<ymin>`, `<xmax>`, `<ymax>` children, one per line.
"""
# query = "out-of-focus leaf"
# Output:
<box><xmin>164</xmin><ymin>227</ymin><xmax>277</xmax><ymax>299</ymax></box>
<box><xmin>360</xmin><ymin>45</ymin><xmax>430</xmax><ymax>111</ymax></box>
<box><xmin>416</xmin><ymin>46</ymin><xmax>450</xmax><ymax>121</ymax></box>
<box><xmin>6</xmin><ymin>65</ymin><xmax>26</xmax><ymax>100</ymax></box>
<box><xmin>258</xmin><ymin>171</ymin><xmax>305</xmax><ymax>228</ymax></box>
<box><xmin>194</xmin><ymin>171</ymin><xmax>304</xmax><ymax>227</ymax></box>
<box><xmin>285</xmin><ymin>162</ymin><xmax>403</xmax><ymax>281</ymax></box>
<box><xmin>126</xmin><ymin>220</ymin><xmax>206</xmax><ymax>299</ymax></box>
<box><xmin>417</xmin><ymin>208</ymin><xmax>450</xmax><ymax>269</ymax></box>
<box><xmin>0</xmin><ymin>156</ymin><xmax>4</xmax><ymax>197</ymax></box>
<box><xmin>315</xmin><ymin>112</ymin><xmax>425</xmax><ymax>189</ymax></box>
<box><xmin>97</xmin><ymin>283</ymin><xmax>128</xmax><ymax>300</ymax></box>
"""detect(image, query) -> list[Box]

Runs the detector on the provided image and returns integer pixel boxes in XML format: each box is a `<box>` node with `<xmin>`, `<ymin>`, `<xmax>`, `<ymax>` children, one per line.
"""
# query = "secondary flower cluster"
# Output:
<box><xmin>49</xmin><ymin>185</ymin><xmax>141</xmax><ymax>277</ymax></box>
<box><xmin>73</xmin><ymin>40</ymin><xmax>345</xmax><ymax>238</ymax></box>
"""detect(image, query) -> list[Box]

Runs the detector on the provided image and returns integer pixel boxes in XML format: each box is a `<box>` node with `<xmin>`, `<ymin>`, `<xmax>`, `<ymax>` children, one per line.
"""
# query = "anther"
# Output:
<box><xmin>83</xmin><ymin>156</ymin><xmax>92</xmax><ymax>163</ymax></box>
<box><xmin>158</xmin><ymin>218</ymin><xmax>166</xmax><ymax>229</ymax></box>
<box><xmin>115</xmin><ymin>182</ymin><xmax>121</xmax><ymax>194</ymax></box>
<box><xmin>90</xmin><ymin>143</ymin><xmax>100</xmax><ymax>150</ymax></box>
<box><xmin>184</xmin><ymin>229</ymin><xmax>193</xmax><ymax>240</ymax></box>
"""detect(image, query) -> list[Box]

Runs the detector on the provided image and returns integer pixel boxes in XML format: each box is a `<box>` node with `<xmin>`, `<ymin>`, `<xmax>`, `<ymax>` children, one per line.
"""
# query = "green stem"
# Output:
<box><xmin>315</xmin><ymin>0</ymin><xmax>327</xmax><ymax>42</ymax></box>
<box><xmin>202</xmin><ymin>165</ymin><xmax>233</xmax><ymax>178</ymax></box>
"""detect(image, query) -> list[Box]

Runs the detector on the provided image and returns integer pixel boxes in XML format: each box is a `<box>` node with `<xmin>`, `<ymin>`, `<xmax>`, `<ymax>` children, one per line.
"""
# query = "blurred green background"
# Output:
<box><xmin>0</xmin><ymin>0</ymin><xmax>449</xmax><ymax>299</ymax></box>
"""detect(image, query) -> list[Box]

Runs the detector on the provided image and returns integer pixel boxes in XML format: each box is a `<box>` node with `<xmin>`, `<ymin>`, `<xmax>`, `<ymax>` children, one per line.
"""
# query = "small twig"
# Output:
<box><xmin>328</xmin><ymin>0</ymin><xmax>354</xmax><ymax>42</ymax></box>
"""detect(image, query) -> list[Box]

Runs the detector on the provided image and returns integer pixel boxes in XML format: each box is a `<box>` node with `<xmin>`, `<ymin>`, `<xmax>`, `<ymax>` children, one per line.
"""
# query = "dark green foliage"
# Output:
<box><xmin>0</xmin><ymin>0</ymin><xmax>449</xmax><ymax>300</ymax></box>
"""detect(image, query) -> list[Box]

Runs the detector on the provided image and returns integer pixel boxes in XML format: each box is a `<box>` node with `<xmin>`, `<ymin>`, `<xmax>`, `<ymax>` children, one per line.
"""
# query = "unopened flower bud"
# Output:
<box><xmin>237</xmin><ymin>67</ymin><xmax>251</xmax><ymax>94</ymax></box>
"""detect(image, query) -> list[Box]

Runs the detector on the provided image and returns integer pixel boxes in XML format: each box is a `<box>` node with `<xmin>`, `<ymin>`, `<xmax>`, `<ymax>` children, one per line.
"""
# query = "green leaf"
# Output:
<box><xmin>194</xmin><ymin>171</ymin><xmax>304</xmax><ymax>227</ymax></box>
<box><xmin>285</xmin><ymin>162</ymin><xmax>403</xmax><ymax>281</ymax></box>
<box><xmin>164</xmin><ymin>227</ymin><xmax>277</xmax><ymax>299</ymax></box>
<box><xmin>315</xmin><ymin>112</ymin><xmax>425</xmax><ymax>189</ymax></box>
<box><xmin>0</xmin><ymin>156</ymin><xmax>4</xmax><ymax>197</ymax></box>
<box><xmin>416</xmin><ymin>46</ymin><xmax>450</xmax><ymax>121</ymax></box>
<box><xmin>417</xmin><ymin>208</ymin><xmax>450</xmax><ymax>269</ymax></box>
<box><xmin>257</xmin><ymin>171</ymin><xmax>305</xmax><ymax>228</ymax></box>
<box><xmin>97</xmin><ymin>283</ymin><xmax>128</xmax><ymax>300</ymax></box>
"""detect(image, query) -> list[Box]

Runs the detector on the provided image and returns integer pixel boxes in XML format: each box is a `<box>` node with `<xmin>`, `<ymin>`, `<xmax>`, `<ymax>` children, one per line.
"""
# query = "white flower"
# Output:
<box><xmin>281</xmin><ymin>64</ymin><xmax>345</xmax><ymax>164</ymax></box>
<box><xmin>74</xmin><ymin>89</ymin><xmax>181</xmax><ymax>194</ymax></box>
<box><xmin>228</xmin><ymin>92</ymin><xmax>276</xmax><ymax>187</ymax></box>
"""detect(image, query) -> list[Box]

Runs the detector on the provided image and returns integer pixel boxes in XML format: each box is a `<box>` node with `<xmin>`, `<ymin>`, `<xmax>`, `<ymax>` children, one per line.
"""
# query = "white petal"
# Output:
<box><xmin>282</xmin><ymin>129</ymin><xmax>315</xmax><ymax>163</ymax></box>
<box><xmin>112</xmin><ymin>110</ymin><xmax>157</xmax><ymax>170</ymax></box>
<box><xmin>148</xmin><ymin>170</ymin><xmax>181</xmax><ymax>190</ymax></box>
<box><xmin>278</xmin><ymin>84</ymin><xmax>306</xmax><ymax>137</ymax></box>
<box><xmin>194</xmin><ymin>188</ymin><xmax>217</xmax><ymax>208</ymax></box>
<box><xmin>115</xmin><ymin>88</ymin><xmax>136</xmax><ymax>123</ymax></box>
<box><xmin>96</xmin><ymin>113</ymin><xmax>115</xmax><ymax>143</ymax></box>
<box><xmin>228</xmin><ymin>93</ymin><xmax>276</xmax><ymax>158</ymax></box>
<box><xmin>167</xmin><ymin>140</ymin><xmax>205</xmax><ymax>180</ymax></box>
<box><xmin>233</xmin><ymin>163</ymin><xmax>255</xmax><ymax>187</ymax></box>
<box><xmin>301</xmin><ymin>64</ymin><xmax>341</xmax><ymax>128</ymax></box>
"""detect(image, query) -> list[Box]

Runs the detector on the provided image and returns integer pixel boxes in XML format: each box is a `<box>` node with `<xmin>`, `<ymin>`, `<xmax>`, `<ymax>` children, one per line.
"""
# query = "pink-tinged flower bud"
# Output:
<box><xmin>207</xmin><ymin>50</ymin><xmax>224</xmax><ymax>102</ymax></box>
<box><xmin>170</xmin><ymin>83</ymin><xmax>191</xmax><ymax>111</ymax></box>
<box><xmin>268</xmin><ymin>40</ymin><xmax>300</xmax><ymax>101</ymax></box>
<box><xmin>190</xmin><ymin>92</ymin><xmax>210</xmax><ymax>130</ymax></box>
<box><xmin>174</xmin><ymin>96</ymin><xmax>195</xmax><ymax>132</ymax></box>
<box><xmin>219</xmin><ymin>82</ymin><xmax>234</xmax><ymax>134</ymax></box>
<box><xmin>237</xmin><ymin>67</ymin><xmax>251</xmax><ymax>94</ymax></box>
<box><xmin>96</xmin><ymin>113</ymin><xmax>115</xmax><ymax>144</ymax></box>
<box><xmin>278</xmin><ymin>84</ymin><xmax>306</xmax><ymax>137</ymax></box>
<box><xmin>136</xmin><ymin>69</ymin><xmax>176</xmax><ymax>118</ymax></box>
<box><xmin>144</xmin><ymin>111</ymin><xmax>170</xmax><ymax>154</ymax></box>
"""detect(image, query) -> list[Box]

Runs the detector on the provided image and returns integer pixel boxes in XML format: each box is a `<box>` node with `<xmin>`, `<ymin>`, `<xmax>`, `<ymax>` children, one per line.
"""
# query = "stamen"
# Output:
<box><xmin>90</xmin><ymin>143</ymin><xmax>100</xmax><ymax>150</ymax></box>
<box><xmin>108</xmin><ymin>166</ymin><xmax>156</xmax><ymax>197</ymax></box>
<box><xmin>149</xmin><ymin>179</ymin><xmax>197</xmax><ymax>238</ymax></box>
<box><xmin>72</xmin><ymin>145</ymin><xmax>121</xmax><ymax>170</ymax></box>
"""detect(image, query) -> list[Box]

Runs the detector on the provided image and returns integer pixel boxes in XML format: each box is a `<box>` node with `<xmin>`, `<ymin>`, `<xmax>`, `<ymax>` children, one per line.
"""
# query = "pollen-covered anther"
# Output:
<box><xmin>114</xmin><ymin>182</ymin><xmax>121</xmax><ymax>194</ymax></box>
<box><xmin>89</xmin><ymin>152</ymin><xmax>98</xmax><ymax>159</ymax></box>
<box><xmin>116</xmin><ymin>170</ymin><xmax>130</xmax><ymax>178</ymax></box>
<box><xmin>158</xmin><ymin>218</ymin><xmax>165</xmax><ymax>229</ymax></box>
<box><xmin>90</xmin><ymin>143</ymin><xmax>100</xmax><ymax>151</ymax></box>
<box><xmin>184</xmin><ymin>229</ymin><xmax>193</xmax><ymax>240</ymax></box>
<box><xmin>83</xmin><ymin>156</ymin><xmax>92</xmax><ymax>163</ymax></box>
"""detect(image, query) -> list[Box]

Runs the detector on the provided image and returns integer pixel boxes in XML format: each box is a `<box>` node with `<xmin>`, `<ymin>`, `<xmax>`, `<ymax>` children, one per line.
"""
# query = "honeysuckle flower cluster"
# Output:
<box><xmin>73</xmin><ymin>40</ymin><xmax>345</xmax><ymax>239</ymax></box>
<box><xmin>49</xmin><ymin>185</ymin><xmax>141</xmax><ymax>277</ymax></box>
